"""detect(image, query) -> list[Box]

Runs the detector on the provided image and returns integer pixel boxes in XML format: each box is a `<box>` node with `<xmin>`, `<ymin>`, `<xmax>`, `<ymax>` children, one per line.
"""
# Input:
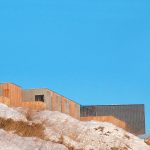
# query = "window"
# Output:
<box><xmin>35</xmin><ymin>95</ymin><xmax>44</xmax><ymax>102</ymax></box>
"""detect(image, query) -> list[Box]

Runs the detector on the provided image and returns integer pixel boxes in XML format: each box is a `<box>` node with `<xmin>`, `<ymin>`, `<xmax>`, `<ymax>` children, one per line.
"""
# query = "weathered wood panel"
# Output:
<box><xmin>0</xmin><ymin>83</ymin><xmax>22</xmax><ymax>107</ymax></box>
<box><xmin>80</xmin><ymin>116</ymin><xmax>127</xmax><ymax>130</ymax></box>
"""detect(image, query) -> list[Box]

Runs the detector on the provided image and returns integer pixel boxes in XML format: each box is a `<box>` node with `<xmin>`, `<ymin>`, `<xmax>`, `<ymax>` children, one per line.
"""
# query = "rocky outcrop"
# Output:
<box><xmin>145</xmin><ymin>137</ymin><xmax>150</xmax><ymax>145</ymax></box>
<box><xmin>0</xmin><ymin>103</ymin><xmax>150</xmax><ymax>150</ymax></box>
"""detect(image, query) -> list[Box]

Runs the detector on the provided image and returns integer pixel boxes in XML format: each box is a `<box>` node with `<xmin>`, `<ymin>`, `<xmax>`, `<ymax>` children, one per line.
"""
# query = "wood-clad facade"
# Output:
<box><xmin>0</xmin><ymin>82</ymin><xmax>146</xmax><ymax>135</ymax></box>
<box><xmin>0</xmin><ymin>83</ymin><xmax>80</xmax><ymax>119</ymax></box>
<box><xmin>80</xmin><ymin>105</ymin><xmax>145</xmax><ymax>135</ymax></box>
<box><xmin>0</xmin><ymin>83</ymin><xmax>22</xmax><ymax>107</ymax></box>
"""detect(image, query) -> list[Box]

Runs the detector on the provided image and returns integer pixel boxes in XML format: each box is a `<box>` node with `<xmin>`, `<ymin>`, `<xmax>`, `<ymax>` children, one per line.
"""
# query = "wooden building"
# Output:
<box><xmin>0</xmin><ymin>83</ymin><xmax>80</xmax><ymax>119</ymax></box>
<box><xmin>0</xmin><ymin>82</ymin><xmax>146</xmax><ymax>135</ymax></box>
<box><xmin>80</xmin><ymin>105</ymin><xmax>145</xmax><ymax>135</ymax></box>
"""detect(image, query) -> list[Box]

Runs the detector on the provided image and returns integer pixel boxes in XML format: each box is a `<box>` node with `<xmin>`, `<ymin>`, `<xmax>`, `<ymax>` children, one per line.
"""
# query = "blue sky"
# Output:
<box><xmin>0</xmin><ymin>0</ymin><xmax>150</xmax><ymax>134</ymax></box>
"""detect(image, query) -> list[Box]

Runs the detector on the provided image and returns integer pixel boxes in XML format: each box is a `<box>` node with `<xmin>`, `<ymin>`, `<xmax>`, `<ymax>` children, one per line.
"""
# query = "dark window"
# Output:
<box><xmin>35</xmin><ymin>95</ymin><xmax>44</xmax><ymax>102</ymax></box>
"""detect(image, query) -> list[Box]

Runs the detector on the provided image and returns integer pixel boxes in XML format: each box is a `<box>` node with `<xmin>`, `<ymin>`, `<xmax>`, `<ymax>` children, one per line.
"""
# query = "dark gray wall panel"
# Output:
<box><xmin>80</xmin><ymin>104</ymin><xmax>145</xmax><ymax>135</ymax></box>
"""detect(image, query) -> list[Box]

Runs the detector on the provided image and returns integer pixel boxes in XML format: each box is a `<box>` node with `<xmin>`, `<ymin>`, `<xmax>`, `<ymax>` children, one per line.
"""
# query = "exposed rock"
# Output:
<box><xmin>0</xmin><ymin>129</ymin><xmax>67</xmax><ymax>150</ymax></box>
<box><xmin>0</xmin><ymin>103</ymin><xmax>150</xmax><ymax>150</ymax></box>
<box><xmin>145</xmin><ymin>137</ymin><xmax>150</xmax><ymax>145</ymax></box>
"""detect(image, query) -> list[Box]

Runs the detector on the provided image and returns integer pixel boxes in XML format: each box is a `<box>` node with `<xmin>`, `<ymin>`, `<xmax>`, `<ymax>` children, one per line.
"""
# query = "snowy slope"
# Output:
<box><xmin>0</xmin><ymin>103</ymin><xmax>149</xmax><ymax>150</ymax></box>
<box><xmin>32</xmin><ymin>110</ymin><xmax>150</xmax><ymax>150</ymax></box>
<box><xmin>0</xmin><ymin>129</ymin><xmax>67</xmax><ymax>150</ymax></box>
<box><xmin>0</xmin><ymin>103</ymin><xmax>27</xmax><ymax>121</ymax></box>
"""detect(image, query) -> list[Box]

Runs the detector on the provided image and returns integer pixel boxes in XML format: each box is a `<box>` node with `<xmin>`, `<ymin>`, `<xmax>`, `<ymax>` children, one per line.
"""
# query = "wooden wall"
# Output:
<box><xmin>16</xmin><ymin>101</ymin><xmax>46</xmax><ymax>110</ymax></box>
<box><xmin>22</xmin><ymin>88</ymin><xmax>80</xmax><ymax>119</ymax></box>
<box><xmin>0</xmin><ymin>83</ymin><xmax>131</xmax><ymax>129</ymax></box>
<box><xmin>0</xmin><ymin>83</ymin><xmax>22</xmax><ymax>107</ymax></box>
<box><xmin>80</xmin><ymin>116</ymin><xmax>127</xmax><ymax>130</ymax></box>
<box><xmin>0</xmin><ymin>83</ymin><xmax>80</xmax><ymax>119</ymax></box>
<box><xmin>51</xmin><ymin>92</ymin><xmax>80</xmax><ymax>119</ymax></box>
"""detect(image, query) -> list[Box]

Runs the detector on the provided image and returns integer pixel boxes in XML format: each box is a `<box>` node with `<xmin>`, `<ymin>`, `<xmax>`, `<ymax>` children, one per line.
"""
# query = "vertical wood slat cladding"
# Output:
<box><xmin>0</xmin><ymin>84</ymin><xmax>80</xmax><ymax>118</ymax></box>
<box><xmin>61</xmin><ymin>97</ymin><xmax>66</xmax><ymax>113</ymax></box>
<box><xmin>69</xmin><ymin>101</ymin><xmax>75</xmax><ymax>118</ymax></box>
<box><xmin>47</xmin><ymin>90</ymin><xmax>52</xmax><ymax>110</ymax></box>
<box><xmin>66</xmin><ymin>99</ymin><xmax>70</xmax><ymax>114</ymax></box>
<box><xmin>21</xmin><ymin>87</ymin><xmax>80</xmax><ymax>119</ymax></box>
<box><xmin>1</xmin><ymin>82</ymin><xmax>145</xmax><ymax>135</ymax></box>
<box><xmin>76</xmin><ymin>103</ymin><xmax>80</xmax><ymax>120</ymax></box>
<box><xmin>80</xmin><ymin>116</ymin><xmax>127</xmax><ymax>130</ymax></box>
<box><xmin>51</xmin><ymin>92</ymin><xmax>56</xmax><ymax>111</ymax></box>
<box><xmin>69</xmin><ymin>101</ymin><xmax>80</xmax><ymax>120</ymax></box>
<box><xmin>80</xmin><ymin>105</ymin><xmax>145</xmax><ymax>135</ymax></box>
<box><xmin>0</xmin><ymin>83</ymin><xmax>22</xmax><ymax>107</ymax></box>
<box><xmin>19</xmin><ymin>102</ymin><xmax>46</xmax><ymax>110</ymax></box>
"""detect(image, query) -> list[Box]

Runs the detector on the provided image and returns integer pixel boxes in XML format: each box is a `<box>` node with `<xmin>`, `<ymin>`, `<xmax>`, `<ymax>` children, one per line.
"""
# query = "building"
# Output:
<box><xmin>80</xmin><ymin>105</ymin><xmax>145</xmax><ymax>135</ymax></box>
<box><xmin>0</xmin><ymin>83</ymin><xmax>80</xmax><ymax>119</ymax></box>
<box><xmin>22</xmin><ymin>88</ymin><xmax>80</xmax><ymax>119</ymax></box>
<box><xmin>0</xmin><ymin>82</ymin><xmax>146</xmax><ymax>135</ymax></box>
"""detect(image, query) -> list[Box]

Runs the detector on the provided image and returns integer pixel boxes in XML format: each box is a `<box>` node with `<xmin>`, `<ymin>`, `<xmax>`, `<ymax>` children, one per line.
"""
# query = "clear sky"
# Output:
<box><xmin>0</xmin><ymin>0</ymin><xmax>150</xmax><ymax>134</ymax></box>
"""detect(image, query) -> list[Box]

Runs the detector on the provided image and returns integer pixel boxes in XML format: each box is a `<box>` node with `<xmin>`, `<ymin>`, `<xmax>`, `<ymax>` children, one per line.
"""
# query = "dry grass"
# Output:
<box><xmin>111</xmin><ymin>147</ymin><xmax>128</xmax><ymax>150</ymax></box>
<box><xmin>124</xmin><ymin>134</ymin><xmax>130</xmax><ymax>139</ymax></box>
<box><xmin>145</xmin><ymin>137</ymin><xmax>150</xmax><ymax>145</ymax></box>
<box><xmin>0</xmin><ymin>117</ymin><xmax>80</xmax><ymax>150</ymax></box>
<box><xmin>0</xmin><ymin>117</ymin><xmax>45</xmax><ymax>139</ymax></box>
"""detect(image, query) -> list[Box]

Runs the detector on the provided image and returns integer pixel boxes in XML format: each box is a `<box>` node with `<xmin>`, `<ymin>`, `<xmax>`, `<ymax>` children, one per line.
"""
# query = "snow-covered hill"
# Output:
<box><xmin>0</xmin><ymin>103</ymin><xmax>149</xmax><ymax>150</ymax></box>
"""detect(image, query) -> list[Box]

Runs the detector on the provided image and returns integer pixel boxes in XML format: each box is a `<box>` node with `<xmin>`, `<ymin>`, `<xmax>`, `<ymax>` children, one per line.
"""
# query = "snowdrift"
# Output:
<box><xmin>0</xmin><ymin>129</ymin><xmax>67</xmax><ymax>150</ymax></box>
<box><xmin>0</xmin><ymin>103</ymin><xmax>149</xmax><ymax>150</ymax></box>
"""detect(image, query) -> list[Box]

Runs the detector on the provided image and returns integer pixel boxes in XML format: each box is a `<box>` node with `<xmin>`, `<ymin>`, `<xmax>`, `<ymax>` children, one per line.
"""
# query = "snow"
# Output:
<box><xmin>32</xmin><ymin>110</ymin><xmax>150</xmax><ymax>150</ymax></box>
<box><xmin>0</xmin><ymin>129</ymin><xmax>67</xmax><ymax>150</ymax></box>
<box><xmin>0</xmin><ymin>103</ymin><xmax>27</xmax><ymax>121</ymax></box>
<box><xmin>0</xmin><ymin>103</ymin><xmax>150</xmax><ymax>150</ymax></box>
